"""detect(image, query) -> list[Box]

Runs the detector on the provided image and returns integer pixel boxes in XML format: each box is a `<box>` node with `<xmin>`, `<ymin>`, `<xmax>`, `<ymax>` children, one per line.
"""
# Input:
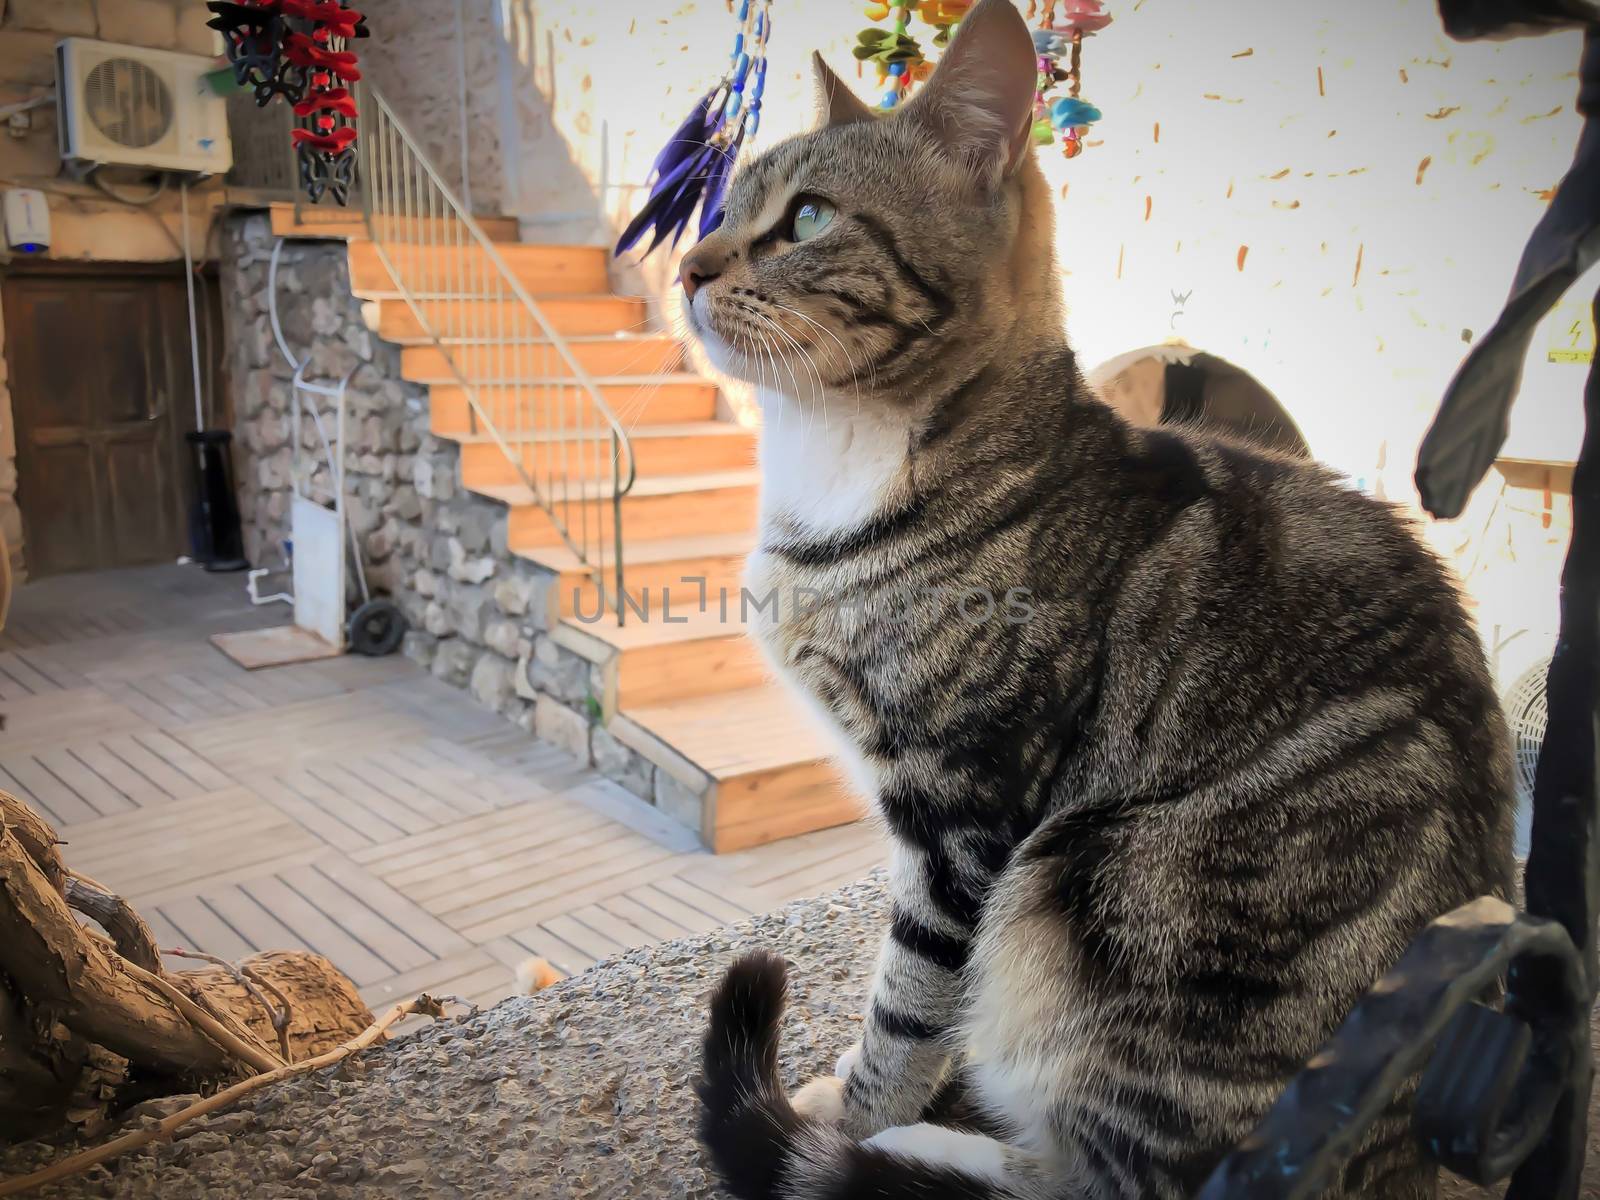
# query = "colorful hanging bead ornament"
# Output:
<box><xmin>1028</xmin><ymin>0</ymin><xmax>1108</xmax><ymax>159</ymax></box>
<box><xmin>854</xmin><ymin>0</ymin><xmax>973</xmax><ymax>109</ymax></box>
<box><xmin>916</xmin><ymin>0</ymin><xmax>974</xmax><ymax>47</ymax></box>
<box><xmin>615</xmin><ymin>0</ymin><xmax>775</xmax><ymax>257</ymax></box>
<box><xmin>207</xmin><ymin>1</ymin><xmax>368</xmax><ymax>204</ymax></box>
<box><xmin>856</xmin><ymin>1</ymin><xmax>921</xmax><ymax>110</ymax></box>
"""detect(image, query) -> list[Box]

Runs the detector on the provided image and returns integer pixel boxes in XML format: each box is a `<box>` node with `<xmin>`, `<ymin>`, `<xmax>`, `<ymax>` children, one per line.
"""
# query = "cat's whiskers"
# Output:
<box><xmin>657</xmin><ymin>137</ymin><xmax>739</xmax><ymax>166</ymax></box>
<box><xmin>760</xmin><ymin>313</ymin><xmax>827</xmax><ymax>444</ymax></box>
<box><xmin>732</xmin><ymin>320</ymin><xmax>784</xmax><ymax>448</ymax></box>
<box><xmin>752</xmin><ymin>326</ymin><xmax>792</xmax><ymax>447</ymax></box>
<box><xmin>754</xmin><ymin>323</ymin><xmax>794</xmax><ymax>444</ymax></box>
<box><xmin>725</xmin><ymin>297</ymin><xmax>819</xmax><ymax>444</ymax></box>
<box><xmin>768</xmin><ymin>301</ymin><xmax>868</xmax><ymax>420</ymax></box>
<box><xmin>749</xmin><ymin>308</ymin><xmax>826</xmax><ymax>431</ymax></box>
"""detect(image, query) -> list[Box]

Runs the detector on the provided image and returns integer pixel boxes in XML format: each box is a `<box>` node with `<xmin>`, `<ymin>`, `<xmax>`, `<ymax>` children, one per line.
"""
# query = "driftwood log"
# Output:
<box><xmin>172</xmin><ymin>951</ymin><xmax>374</xmax><ymax>1064</ymax></box>
<box><xmin>0</xmin><ymin>791</ymin><xmax>374</xmax><ymax>1143</ymax></box>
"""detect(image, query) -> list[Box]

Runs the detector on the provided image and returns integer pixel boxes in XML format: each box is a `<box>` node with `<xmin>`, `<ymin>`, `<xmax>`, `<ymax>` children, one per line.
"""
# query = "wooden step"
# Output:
<box><xmin>348</xmin><ymin>241</ymin><xmax>609</xmax><ymax>298</ymax></box>
<box><xmin>562</xmin><ymin>606</ymin><xmax>766</xmax><ymax>710</ymax></box>
<box><xmin>378</xmin><ymin>295</ymin><xmax>649</xmax><ymax>341</ymax></box>
<box><xmin>519</xmin><ymin>530</ymin><xmax>755</xmax><ymax>623</ymax></box>
<box><xmin>400</xmin><ymin>337</ymin><xmax>682</xmax><ymax>383</ymax></box>
<box><xmin>613</xmin><ymin>685</ymin><xmax>862</xmax><ymax>853</ymax></box>
<box><xmin>477</xmin><ymin>469</ymin><xmax>760</xmax><ymax>550</ymax></box>
<box><xmin>428</xmin><ymin>377</ymin><xmax>719</xmax><ymax>435</ymax></box>
<box><xmin>459</xmin><ymin>422</ymin><xmax>755</xmax><ymax>489</ymax></box>
<box><xmin>269</xmin><ymin>203</ymin><xmax>521</xmax><ymax>243</ymax></box>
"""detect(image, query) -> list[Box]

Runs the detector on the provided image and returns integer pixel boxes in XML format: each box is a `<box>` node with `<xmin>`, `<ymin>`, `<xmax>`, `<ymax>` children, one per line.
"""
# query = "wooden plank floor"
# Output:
<box><xmin>1</xmin><ymin>565</ymin><xmax>885</xmax><ymax>1022</ymax></box>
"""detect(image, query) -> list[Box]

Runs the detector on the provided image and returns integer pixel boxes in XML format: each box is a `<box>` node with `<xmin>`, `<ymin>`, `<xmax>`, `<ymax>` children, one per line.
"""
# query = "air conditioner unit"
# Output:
<box><xmin>56</xmin><ymin>39</ymin><xmax>232</xmax><ymax>175</ymax></box>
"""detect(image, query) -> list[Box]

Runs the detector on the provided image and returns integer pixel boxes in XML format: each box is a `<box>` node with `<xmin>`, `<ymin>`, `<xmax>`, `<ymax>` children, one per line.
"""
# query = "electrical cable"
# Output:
<box><xmin>87</xmin><ymin>163</ymin><xmax>168</xmax><ymax>207</ymax></box>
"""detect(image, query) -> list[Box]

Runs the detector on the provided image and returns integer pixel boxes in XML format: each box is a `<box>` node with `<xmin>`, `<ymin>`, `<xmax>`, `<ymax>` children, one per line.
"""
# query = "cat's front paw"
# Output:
<box><xmin>790</xmin><ymin>1074</ymin><xmax>846</xmax><ymax>1124</ymax></box>
<box><xmin>835</xmin><ymin>1040</ymin><xmax>862</xmax><ymax>1080</ymax></box>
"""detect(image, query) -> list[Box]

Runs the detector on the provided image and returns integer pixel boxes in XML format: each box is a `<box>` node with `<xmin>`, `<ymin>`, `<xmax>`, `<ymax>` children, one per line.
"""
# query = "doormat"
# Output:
<box><xmin>211</xmin><ymin>626</ymin><xmax>341</xmax><ymax>670</ymax></box>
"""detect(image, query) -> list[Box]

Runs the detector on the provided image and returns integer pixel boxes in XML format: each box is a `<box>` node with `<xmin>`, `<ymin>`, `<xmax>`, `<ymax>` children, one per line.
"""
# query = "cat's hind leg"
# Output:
<box><xmin>863</xmin><ymin>1124</ymin><xmax>1008</xmax><ymax>1180</ymax></box>
<box><xmin>862</xmin><ymin>1125</ymin><xmax>1055</xmax><ymax>1199</ymax></box>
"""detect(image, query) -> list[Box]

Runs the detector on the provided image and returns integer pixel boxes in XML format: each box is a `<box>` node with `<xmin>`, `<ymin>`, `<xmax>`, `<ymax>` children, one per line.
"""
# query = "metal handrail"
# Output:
<box><xmin>355</xmin><ymin>81</ymin><xmax>636</xmax><ymax>622</ymax></box>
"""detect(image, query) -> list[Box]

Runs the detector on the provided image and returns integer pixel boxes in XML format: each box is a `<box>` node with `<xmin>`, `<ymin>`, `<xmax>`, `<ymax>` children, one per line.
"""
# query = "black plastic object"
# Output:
<box><xmin>186</xmin><ymin>430</ymin><xmax>248</xmax><ymax>573</ymax></box>
<box><xmin>1194</xmin><ymin>899</ymin><xmax>1585</xmax><ymax>1199</ymax></box>
<box><xmin>1414</xmin><ymin>28</ymin><xmax>1598</xmax><ymax>520</ymax></box>
<box><xmin>1438</xmin><ymin>0</ymin><xmax>1599</xmax><ymax>38</ymax></box>
<box><xmin>1415</xmin><ymin>1002</ymin><xmax>1534</xmax><ymax>1182</ymax></box>
<box><xmin>347</xmin><ymin>597</ymin><xmax>405</xmax><ymax>657</ymax></box>
<box><xmin>1506</xmin><ymin>285</ymin><xmax>1600</xmax><ymax>1199</ymax></box>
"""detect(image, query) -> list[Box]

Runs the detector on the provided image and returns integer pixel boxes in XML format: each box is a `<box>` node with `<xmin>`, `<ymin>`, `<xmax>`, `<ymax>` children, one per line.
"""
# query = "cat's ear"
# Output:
<box><xmin>812</xmin><ymin>51</ymin><xmax>874</xmax><ymax>128</ymax></box>
<box><xmin>901</xmin><ymin>0</ymin><xmax>1037</xmax><ymax>181</ymax></box>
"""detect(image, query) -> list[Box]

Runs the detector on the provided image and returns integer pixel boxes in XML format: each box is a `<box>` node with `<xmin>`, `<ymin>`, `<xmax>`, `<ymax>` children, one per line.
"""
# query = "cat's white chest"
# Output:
<box><xmin>748</xmin><ymin>392</ymin><xmax>913</xmax><ymax>802</ymax></box>
<box><xmin>756</xmin><ymin>389</ymin><xmax>910</xmax><ymax>537</ymax></box>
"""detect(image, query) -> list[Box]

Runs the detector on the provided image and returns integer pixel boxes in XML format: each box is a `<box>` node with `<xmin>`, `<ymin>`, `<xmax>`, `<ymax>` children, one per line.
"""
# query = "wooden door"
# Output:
<box><xmin>5</xmin><ymin>270</ymin><xmax>215</xmax><ymax>577</ymax></box>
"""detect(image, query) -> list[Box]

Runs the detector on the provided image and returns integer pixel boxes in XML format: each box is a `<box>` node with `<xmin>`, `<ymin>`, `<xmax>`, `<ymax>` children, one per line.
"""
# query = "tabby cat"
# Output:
<box><xmin>683</xmin><ymin>2</ymin><xmax>1516</xmax><ymax>1196</ymax></box>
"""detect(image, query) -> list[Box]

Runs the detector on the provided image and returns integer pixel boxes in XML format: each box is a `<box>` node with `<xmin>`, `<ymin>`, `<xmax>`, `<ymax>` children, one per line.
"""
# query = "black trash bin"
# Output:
<box><xmin>186</xmin><ymin>430</ymin><xmax>248</xmax><ymax>572</ymax></box>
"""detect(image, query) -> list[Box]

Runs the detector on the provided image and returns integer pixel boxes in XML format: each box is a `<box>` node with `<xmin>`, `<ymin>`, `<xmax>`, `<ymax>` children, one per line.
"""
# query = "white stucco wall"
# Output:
<box><xmin>359</xmin><ymin>0</ymin><xmax>511</xmax><ymax>215</ymax></box>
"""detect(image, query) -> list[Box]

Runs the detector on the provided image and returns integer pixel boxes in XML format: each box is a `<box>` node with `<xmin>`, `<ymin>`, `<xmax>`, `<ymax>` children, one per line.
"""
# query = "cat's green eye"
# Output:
<box><xmin>789</xmin><ymin>196</ymin><xmax>836</xmax><ymax>242</ymax></box>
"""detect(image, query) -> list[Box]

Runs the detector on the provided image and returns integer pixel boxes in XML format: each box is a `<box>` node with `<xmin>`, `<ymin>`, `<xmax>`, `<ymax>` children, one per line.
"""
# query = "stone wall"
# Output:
<box><xmin>220</xmin><ymin>216</ymin><xmax>420</xmax><ymax>588</ymax></box>
<box><xmin>218</xmin><ymin>214</ymin><xmax>646</xmax><ymax>790</ymax></box>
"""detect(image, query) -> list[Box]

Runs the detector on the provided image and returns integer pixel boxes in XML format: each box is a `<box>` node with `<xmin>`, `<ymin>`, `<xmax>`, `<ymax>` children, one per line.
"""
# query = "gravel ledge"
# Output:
<box><xmin>1</xmin><ymin>878</ymin><xmax>888</xmax><ymax>1199</ymax></box>
<box><xmin>5</xmin><ymin>871</ymin><xmax>1596</xmax><ymax>1199</ymax></box>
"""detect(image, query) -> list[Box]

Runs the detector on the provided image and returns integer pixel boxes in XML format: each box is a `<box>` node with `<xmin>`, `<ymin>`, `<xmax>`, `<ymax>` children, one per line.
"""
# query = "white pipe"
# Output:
<box><xmin>247</xmin><ymin>565</ymin><xmax>293</xmax><ymax>606</ymax></box>
<box><xmin>455</xmin><ymin>0</ymin><xmax>474</xmax><ymax>213</ymax></box>
<box><xmin>179</xmin><ymin>180</ymin><xmax>206</xmax><ymax>430</ymax></box>
<box><xmin>0</xmin><ymin>92</ymin><xmax>54</xmax><ymax>121</ymax></box>
<box><xmin>267</xmin><ymin>238</ymin><xmax>301</xmax><ymax>371</ymax></box>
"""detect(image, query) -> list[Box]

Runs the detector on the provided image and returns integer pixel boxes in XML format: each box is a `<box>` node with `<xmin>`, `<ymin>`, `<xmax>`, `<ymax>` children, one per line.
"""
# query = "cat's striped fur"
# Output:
<box><xmin>684</xmin><ymin>2</ymin><xmax>1515</xmax><ymax>1196</ymax></box>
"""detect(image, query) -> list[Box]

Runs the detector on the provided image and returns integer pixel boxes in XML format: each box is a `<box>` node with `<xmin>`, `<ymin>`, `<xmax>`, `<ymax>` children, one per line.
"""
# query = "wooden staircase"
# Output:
<box><xmin>271</xmin><ymin>205</ymin><xmax>860</xmax><ymax>852</ymax></box>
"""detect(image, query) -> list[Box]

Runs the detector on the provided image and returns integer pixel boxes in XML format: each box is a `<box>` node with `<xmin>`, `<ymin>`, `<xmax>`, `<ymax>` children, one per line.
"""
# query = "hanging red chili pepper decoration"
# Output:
<box><xmin>207</xmin><ymin>0</ymin><xmax>369</xmax><ymax>205</ymax></box>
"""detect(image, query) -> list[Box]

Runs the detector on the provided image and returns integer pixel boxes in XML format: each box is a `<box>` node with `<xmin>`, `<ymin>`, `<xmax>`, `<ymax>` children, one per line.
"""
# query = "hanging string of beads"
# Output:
<box><xmin>1027</xmin><ymin>0</ymin><xmax>1108</xmax><ymax>159</ymax></box>
<box><xmin>716</xmin><ymin>0</ymin><xmax>774</xmax><ymax>145</ymax></box>
<box><xmin>859</xmin><ymin>2</ymin><xmax>916</xmax><ymax>109</ymax></box>
<box><xmin>615</xmin><ymin>0</ymin><xmax>775</xmax><ymax>256</ymax></box>
<box><xmin>207</xmin><ymin>1</ymin><xmax>368</xmax><ymax>204</ymax></box>
<box><xmin>856</xmin><ymin>1</ymin><xmax>972</xmax><ymax>109</ymax></box>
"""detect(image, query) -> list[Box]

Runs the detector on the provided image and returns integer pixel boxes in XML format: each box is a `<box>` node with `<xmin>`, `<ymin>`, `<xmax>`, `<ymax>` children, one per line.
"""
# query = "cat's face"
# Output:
<box><xmin>679</xmin><ymin>0</ymin><xmax>1045</xmax><ymax>408</ymax></box>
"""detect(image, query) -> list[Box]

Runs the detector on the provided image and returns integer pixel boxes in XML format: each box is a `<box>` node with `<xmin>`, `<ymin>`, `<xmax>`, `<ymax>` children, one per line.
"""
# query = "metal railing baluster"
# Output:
<box><xmin>355</xmin><ymin>83</ymin><xmax>634</xmax><ymax>621</ymax></box>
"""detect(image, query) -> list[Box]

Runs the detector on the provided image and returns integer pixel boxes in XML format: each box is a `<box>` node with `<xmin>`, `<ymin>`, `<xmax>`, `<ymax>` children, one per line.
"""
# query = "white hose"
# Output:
<box><xmin>180</xmin><ymin>180</ymin><xmax>206</xmax><ymax>430</ymax></box>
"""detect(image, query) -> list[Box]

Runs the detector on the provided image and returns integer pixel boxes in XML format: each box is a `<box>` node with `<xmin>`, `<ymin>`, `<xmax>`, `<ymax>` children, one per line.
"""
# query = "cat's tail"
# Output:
<box><xmin>697</xmin><ymin>951</ymin><xmax>1011</xmax><ymax>1200</ymax></box>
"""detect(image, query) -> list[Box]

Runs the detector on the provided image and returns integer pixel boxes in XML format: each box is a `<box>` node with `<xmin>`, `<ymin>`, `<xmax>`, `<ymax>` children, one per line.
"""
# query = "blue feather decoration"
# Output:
<box><xmin>651</xmin><ymin>91</ymin><xmax>717</xmax><ymax>182</ymax></box>
<box><xmin>615</xmin><ymin>90</ymin><xmax>733</xmax><ymax>257</ymax></box>
<box><xmin>646</xmin><ymin>149</ymin><xmax>713</xmax><ymax>253</ymax></box>
<box><xmin>698</xmin><ymin>126</ymin><xmax>745</xmax><ymax>239</ymax></box>
<box><xmin>617</xmin><ymin>1</ymin><xmax>772</xmax><ymax>259</ymax></box>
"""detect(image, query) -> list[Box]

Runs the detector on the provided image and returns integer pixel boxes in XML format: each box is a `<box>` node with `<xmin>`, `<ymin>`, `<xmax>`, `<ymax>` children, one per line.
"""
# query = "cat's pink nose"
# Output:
<box><xmin>680</xmin><ymin>248</ymin><xmax>723</xmax><ymax>299</ymax></box>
